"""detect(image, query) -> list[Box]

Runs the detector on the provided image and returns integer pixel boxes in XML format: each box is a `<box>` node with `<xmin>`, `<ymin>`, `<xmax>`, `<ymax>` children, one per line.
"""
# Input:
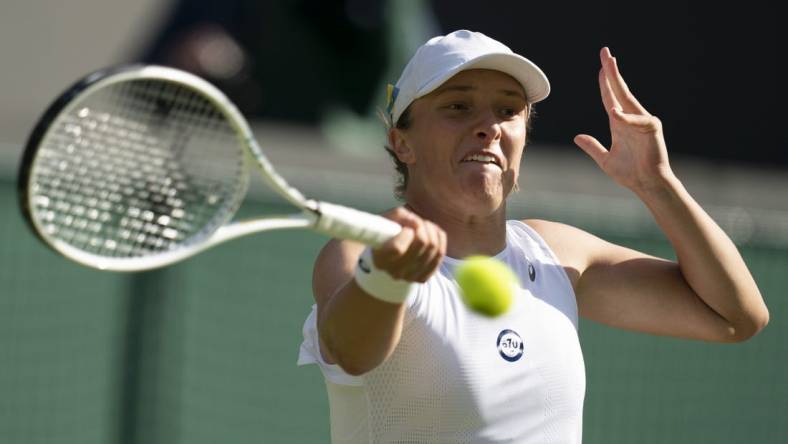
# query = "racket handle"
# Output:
<box><xmin>313</xmin><ymin>201</ymin><xmax>402</xmax><ymax>247</ymax></box>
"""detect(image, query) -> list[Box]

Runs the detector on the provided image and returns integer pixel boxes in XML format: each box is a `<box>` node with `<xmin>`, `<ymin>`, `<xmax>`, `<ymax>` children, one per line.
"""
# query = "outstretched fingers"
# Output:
<box><xmin>598</xmin><ymin>67</ymin><xmax>621</xmax><ymax>114</ymax></box>
<box><xmin>573</xmin><ymin>134</ymin><xmax>608</xmax><ymax>168</ymax></box>
<box><xmin>610</xmin><ymin>107</ymin><xmax>662</xmax><ymax>132</ymax></box>
<box><xmin>600</xmin><ymin>47</ymin><xmax>649</xmax><ymax>116</ymax></box>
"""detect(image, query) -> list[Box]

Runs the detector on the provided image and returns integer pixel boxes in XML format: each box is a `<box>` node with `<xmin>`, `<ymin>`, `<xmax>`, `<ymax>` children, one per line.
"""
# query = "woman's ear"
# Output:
<box><xmin>388</xmin><ymin>128</ymin><xmax>416</xmax><ymax>164</ymax></box>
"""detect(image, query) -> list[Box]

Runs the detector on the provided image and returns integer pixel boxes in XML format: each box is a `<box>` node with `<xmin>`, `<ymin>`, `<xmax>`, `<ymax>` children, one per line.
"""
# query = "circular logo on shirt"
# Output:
<box><xmin>497</xmin><ymin>329</ymin><xmax>524</xmax><ymax>362</ymax></box>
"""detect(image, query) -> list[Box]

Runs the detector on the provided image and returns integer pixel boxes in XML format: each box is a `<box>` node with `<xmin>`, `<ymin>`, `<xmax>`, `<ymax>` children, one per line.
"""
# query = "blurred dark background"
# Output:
<box><xmin>434</xmin><ymin>1</ymin><xmax>783</xmax><ymax>166</ymax></box>
<box><xmin>140</xmin><ymin>0</ymin><xmax>390</xmax><ymax>123</ymax></box>
<box><xmin>140</xmin><ymin>0</ymin><xmax>783</xmax><ymax>166</ymax></box>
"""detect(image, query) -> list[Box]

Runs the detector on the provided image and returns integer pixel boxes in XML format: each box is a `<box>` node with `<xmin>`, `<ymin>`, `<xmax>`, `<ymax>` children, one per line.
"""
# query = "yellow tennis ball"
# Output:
<box><xmin>456</xmin><ymin>256</ymin><xmax>519</xmax><ymax>317</ymax></box>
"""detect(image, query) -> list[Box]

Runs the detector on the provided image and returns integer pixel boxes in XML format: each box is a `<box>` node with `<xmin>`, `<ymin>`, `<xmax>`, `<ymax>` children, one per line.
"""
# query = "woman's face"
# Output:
<box><xmin>392</xmin><ymin>69</ymin><xmax>529</xmax><ymax>216</ymax></box>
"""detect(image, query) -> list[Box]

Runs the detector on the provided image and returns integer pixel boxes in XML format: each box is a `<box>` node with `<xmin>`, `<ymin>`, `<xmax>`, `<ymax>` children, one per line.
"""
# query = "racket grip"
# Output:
<box><xmin>314</xmin><ymin>202</ymin><xmax>402</xmax><ymax>247</ymax></box>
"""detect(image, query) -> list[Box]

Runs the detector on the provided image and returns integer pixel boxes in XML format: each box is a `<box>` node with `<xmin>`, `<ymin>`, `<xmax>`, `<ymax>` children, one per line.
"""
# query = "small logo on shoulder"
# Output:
<box><xmin>528</xmin><ymin>262</ymin><xmax>536</xmax><ymax>282</ymax></box>
<box><xmin>497</xmin><ymin>329</ymin><xmax>524</xmax><ymax>362</ymax></box>
<box><xmin>357</xmin><ymin>257</ymin><xmax>371</xmax><ymax>274</ymax></box>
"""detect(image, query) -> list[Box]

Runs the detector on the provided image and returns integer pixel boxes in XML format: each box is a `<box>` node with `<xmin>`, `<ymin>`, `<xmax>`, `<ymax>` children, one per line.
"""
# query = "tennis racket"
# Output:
<box><xmin>18</xmin><ymin>65</ymin><xmax>401</xmax><ymax>272</ymax></box>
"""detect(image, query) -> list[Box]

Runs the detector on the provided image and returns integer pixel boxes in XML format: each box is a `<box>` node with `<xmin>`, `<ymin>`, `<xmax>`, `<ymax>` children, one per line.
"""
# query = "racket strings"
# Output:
<box><xmin>29</xmin><ymin>78</ymin><xmax>247</xmax><ymax>259</ymax></box>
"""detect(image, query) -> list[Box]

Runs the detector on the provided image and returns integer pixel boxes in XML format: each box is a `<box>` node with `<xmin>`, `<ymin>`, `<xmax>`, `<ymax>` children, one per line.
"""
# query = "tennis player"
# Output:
<box><xmin>298</xmin><ymin>30</ymin><xmax>769</xmax><ymax>443</ymax></box>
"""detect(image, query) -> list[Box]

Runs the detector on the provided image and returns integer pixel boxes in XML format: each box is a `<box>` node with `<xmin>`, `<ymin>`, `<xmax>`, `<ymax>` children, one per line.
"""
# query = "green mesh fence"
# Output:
<box><xmin>1</xmin><ymin>176</ymin><xmax>786</xmax><ymax>443</ymax></box>
<box><xmin>580</xmin><ymin>237</ymin><xmax>787</xmax><ymax>443</ymax></box>
<box><xmin>1</xmin><ymin>181</ymin><xmax>329</xmax><ymax>444</ymax></box>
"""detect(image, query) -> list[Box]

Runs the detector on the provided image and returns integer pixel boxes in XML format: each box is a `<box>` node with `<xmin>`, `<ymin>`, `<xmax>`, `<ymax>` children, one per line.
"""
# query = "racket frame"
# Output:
<box><xmin>19</xmin><ymin>65</ymin><xmax>399</xmax><ymax>272</ymax></box>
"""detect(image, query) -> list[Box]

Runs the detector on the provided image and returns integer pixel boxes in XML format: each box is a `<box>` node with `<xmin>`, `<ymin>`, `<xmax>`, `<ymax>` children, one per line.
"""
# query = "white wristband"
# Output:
<box><xmin>354</xmin><ymin>247</ymin><xmax>416</xmax><ymax>304</ymax></box>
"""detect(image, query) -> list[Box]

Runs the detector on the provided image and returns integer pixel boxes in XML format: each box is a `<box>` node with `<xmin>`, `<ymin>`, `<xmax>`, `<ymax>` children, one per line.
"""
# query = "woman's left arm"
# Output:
<box><xmin>569</xmin><ymin>47</ymin><xmax>769</xmax><ymax>342</ymax></box>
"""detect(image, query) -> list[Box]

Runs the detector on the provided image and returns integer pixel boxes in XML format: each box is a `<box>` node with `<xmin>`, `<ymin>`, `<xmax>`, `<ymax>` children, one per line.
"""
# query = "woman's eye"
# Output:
<box><xmin>446</xmin><ymin>103</ymin><xmax>469</xmax><ymax>111</ymax></box>
<box><xmin>500</xmin><ymin>107</ymin><xmax>517</xmax><ymax>117</ymax></box>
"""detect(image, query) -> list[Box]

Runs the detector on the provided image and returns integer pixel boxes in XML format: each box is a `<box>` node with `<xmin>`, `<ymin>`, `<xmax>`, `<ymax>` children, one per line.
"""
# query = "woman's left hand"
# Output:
<box><xmin>574</xmin><ymin>47</ymin><xmax>674</xmax><ymax>193</ymax></box>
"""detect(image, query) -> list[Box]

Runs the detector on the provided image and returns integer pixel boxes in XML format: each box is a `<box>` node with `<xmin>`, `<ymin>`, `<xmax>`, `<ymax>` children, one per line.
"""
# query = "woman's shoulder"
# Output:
<box><xmin>515</xmin><ymin>219</ymin><xmax>599</xmax><ymax>288</ymax></box>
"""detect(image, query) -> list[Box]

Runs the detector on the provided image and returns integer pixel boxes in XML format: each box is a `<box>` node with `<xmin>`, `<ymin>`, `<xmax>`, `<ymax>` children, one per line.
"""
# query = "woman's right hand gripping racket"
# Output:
<box><xmin>18</xmin><ymin>65</ymin><xmax>401</xmax><ymax>272</ymax></box>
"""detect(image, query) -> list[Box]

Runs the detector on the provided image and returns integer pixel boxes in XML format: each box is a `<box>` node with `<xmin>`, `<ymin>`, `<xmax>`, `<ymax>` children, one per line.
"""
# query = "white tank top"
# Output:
<box><xmin>299</xmin><ymin>220</ymin><xmax>586</xmax><ymax>443</ymax></box>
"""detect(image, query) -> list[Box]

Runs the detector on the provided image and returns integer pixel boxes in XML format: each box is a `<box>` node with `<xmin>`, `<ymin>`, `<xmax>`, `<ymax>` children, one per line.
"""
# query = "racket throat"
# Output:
<box><xmin>212</xmin><ymin>216</ymin><xmax>315</xmax><ymax>247</ymax></box>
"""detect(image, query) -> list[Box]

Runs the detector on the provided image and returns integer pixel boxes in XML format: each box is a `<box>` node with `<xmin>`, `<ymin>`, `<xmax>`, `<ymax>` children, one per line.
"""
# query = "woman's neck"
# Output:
<box><xmin>404</xmin><ymin>198</ymin><xmax>508</xmax><ymax>259</ymax></box>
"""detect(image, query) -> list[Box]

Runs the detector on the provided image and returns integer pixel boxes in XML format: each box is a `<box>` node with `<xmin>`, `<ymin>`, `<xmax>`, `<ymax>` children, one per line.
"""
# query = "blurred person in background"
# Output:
<box><xmin>140</xmin><ymin>0</ymin><xmax>388</xmax><ymax>121</ymax></box>
<box><xmin>298</xmin><ymin>30</ymin><xmax>769</xmax><ymax>443</ymax></box>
